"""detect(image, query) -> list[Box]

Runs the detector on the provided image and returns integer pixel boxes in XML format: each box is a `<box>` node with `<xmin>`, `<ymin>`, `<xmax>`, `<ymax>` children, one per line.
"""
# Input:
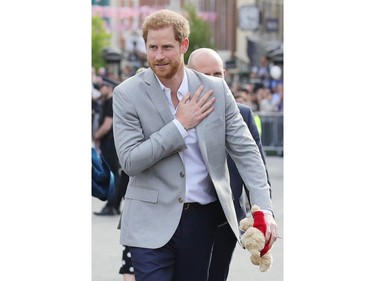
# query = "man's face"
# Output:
<box><xmin>191</xmin><ymin>56</ymin><xmax>225</xmax><ymax>79</ymax></box>
<box><xmin>100</xmin><ymin>85</ymin><xmax>109</xmax><ymax>97</ymax></box>
<box><xmin>146</xmin><ymin>25</ymin><xmax>188</xmax><ymax>79</ymax></box>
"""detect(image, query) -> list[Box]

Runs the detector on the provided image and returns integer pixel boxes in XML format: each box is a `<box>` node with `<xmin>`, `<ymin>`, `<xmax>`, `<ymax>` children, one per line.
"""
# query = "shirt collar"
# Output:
<box><xmin>155</xmin><ymin>69</ymin><xmax>189</xmax><ymax>97</ymax></box>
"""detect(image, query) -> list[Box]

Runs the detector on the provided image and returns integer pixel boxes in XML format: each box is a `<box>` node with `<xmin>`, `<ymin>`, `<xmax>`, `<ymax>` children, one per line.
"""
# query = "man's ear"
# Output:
<box><xmin>181</xmin><ymin>38</ymin><xmax>189</xmax><ymax>54</ymax></box>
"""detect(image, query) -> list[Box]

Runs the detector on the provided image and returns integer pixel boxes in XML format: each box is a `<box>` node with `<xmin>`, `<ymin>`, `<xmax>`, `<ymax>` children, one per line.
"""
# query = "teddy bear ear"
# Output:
<box><xmin>239</xmin><ymin>219</ymin><xmax>246</xmax><ymax>231</ymax></box>
<box><xmin>251</xmin><ymin>205</ymin><xmax>261</xmax><ymax>213</ymax></box>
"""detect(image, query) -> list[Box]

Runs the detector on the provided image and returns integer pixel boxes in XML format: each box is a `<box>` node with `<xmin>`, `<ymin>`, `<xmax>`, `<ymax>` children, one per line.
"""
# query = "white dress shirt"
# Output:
<box><xmin>155</xmin><ymin>71</ymin><xmax>217</xmax><ymax>204</ymax></box>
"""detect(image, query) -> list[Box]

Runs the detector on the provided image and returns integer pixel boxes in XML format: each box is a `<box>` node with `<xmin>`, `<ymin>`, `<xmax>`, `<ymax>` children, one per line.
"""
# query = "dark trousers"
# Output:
<box><xmin>129</xmin><ymin>201</ymin><xmax>224</xmax><ymax>281</ymax></box>
<box><xmin>208</xmin><ymin>222</ymin><xmax>238</xmax><ymax>281</ymax></box>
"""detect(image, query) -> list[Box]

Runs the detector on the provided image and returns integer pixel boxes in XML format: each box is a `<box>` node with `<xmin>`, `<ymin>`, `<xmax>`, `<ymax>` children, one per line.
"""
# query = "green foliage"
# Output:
<box><xmin>92</xmin><ymin>16</ymin><xmax>111</xmax><ymax>70</ymax></box>
<box><xmin>183</xmin><ymin>3</ymin><xmax>215</xmax><ymax>64</ymax></box>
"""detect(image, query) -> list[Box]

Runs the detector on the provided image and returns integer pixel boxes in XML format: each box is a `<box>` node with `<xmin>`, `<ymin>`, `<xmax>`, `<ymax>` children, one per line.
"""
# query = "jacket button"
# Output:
<box><xmin>180</xmin><ymin>171</ymin><xmax>185</xmax><ymax>177</ymax></box>
<box><xmin>178</xmin><ymin>197</ymin><xmax>184</xmax><ymax>203</ymax></box>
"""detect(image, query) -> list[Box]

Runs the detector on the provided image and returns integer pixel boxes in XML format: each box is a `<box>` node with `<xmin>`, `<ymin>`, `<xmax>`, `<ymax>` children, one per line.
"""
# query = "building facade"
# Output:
<box><xmin>92</xmin><ymin>0</ymin><xmax>283</xmax><ymax>77</ymax></box>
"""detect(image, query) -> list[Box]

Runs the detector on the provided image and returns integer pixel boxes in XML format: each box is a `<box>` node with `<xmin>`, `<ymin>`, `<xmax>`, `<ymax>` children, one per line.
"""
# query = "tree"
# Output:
<box><xmin>92</xmin><ymin>16</ymin><xmax>111</xmax><ymax>70</ymax></box>
<box><xmin>183</xmin><ymin>3</ymin><xmax>215</xmax><ymax>64</ymax></box>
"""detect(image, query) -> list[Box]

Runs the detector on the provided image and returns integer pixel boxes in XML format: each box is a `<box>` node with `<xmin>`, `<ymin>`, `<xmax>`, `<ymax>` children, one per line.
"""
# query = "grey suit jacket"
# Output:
<box><xmin>113</xmin><ymin>67</ymin><xmax>272</xmax><ymax>249</ymax></box>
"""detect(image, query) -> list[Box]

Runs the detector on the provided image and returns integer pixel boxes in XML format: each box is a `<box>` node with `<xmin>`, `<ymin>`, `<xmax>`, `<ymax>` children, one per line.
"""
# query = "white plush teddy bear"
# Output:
<box><xmin>239</xmin><ymin>205</ymin><xmax>273</xmax><ymax>272</ymax></box>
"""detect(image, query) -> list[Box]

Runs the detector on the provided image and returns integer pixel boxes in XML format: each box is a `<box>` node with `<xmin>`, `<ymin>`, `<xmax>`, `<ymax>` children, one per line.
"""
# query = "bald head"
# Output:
<box><xmin>187</xmin><ymin>48</ymin><xmax>226</xmax><ymax>78</ymax></box>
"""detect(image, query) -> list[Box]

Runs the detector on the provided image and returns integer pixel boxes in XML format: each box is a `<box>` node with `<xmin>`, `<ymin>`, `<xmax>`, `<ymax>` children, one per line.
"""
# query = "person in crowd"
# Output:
<box><xmin>250</xmin><ymin>55</ymin><xmax>271</xmax><ymax>90</ymax></box>
<box><xmin>187</xmin><ymin>47</ymin><xmax>271</xmax><ymax>281</ymax></box>
<box><xmin>92</xmin><ymin>83</ymin><xmax>103</xmax><ymax>136</ymax></box>
<box><xmin>93</xmin><ymin>82</ymin><xmax>129</xmax><ymax>216</ymax></box>
<box><xmin>119</xmin><ymin>245</ymin><xmax>135</xmax><ymax>281</ymax></box>
<box><xmin>272</xmin><ymin>83</ymin><xmax>284</xmax><ymax>112</ymax></box>
<box><xmin>121</xmin><ymin>64</ymin><xmax>135</xmax><ymax>82</ymax></box>
<box><xmin>248</xmin><ymin>89</ymin><xmax>260</xmax><ymax>112</ymax></box>
<box><xmin>234</xmin><ymin>90</ymin><xmax>249</xmax><ymax>105</ymax></box>
<box><xmin>92</xmin><ymin>66</ymin><xmax>103</xmax><ymax>89</ymax></box>
<box><xmin>112</xmin><ymin>9</ymin><xmax>277</xmax><ymax>281</ymax></box>
<box><xmin>258</xmin><ymin>87</ymin><xmax>275</xmax><ymax>113</ymax></box>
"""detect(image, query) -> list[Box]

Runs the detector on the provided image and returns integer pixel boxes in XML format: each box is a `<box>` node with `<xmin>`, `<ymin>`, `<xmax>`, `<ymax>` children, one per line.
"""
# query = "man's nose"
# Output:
<box><xmin>155</xmin><ymin>49</ymin><xmax>165</xmax><ymax>60</ymax></box>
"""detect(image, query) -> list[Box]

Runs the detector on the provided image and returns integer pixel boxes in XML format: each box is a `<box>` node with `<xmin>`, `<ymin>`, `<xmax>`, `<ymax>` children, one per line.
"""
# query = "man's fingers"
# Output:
<box><xmin>200</xmin><ymin>105</ymin><xmax>215</xmax><ymax>119</ymax></box>
<box><xmin>181</xmin><ymin>92</ymin><xmax>191</xmax><ymax>104</ymax></box>
<box><xmin>265</xmin><ymin>225</ymin><xmax>278</xmax><ymax>247</ymax></box>
<box><xmin>185</xmin><ymin>87</ymin><xmax>215</xmax><ymax>112</ymax></box>
<box><xmin>203</xmin><ymin>95</ymin><xmax>215</xmax><ymax>108</ymax></box>
<box><xmin>198</xmin><ymin>89</ymin><xmax>214</xmax><ymax>105</ymax></box>
<box><xmin>176</xmin><ymin>86</ymin><xmax>215</xmax><ymax>130</ymax></box>
<box><xmin>190</xmin><ymin>85</ymin><xmax>204</xmax><ymax>102</ymax></box>
<box><xmin>190</xmin><ymin>86</ymin><xmax>214</xmax><ymax>103</ymax></box>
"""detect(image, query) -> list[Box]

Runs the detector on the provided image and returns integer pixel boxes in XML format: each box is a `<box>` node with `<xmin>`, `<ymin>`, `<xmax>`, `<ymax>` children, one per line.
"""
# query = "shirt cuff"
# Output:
<box><xmin>262</xmin><ymin>210</ymin><xmax>273</xmax><ymax>216</ymax></box>
<box><xmin>173</xmin><ymin>119</ymin><xmax>188</xmax><ymax>138</ymax></box>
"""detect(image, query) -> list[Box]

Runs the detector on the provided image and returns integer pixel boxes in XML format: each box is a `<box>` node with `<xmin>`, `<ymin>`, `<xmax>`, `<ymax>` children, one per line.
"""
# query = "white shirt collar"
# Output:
<box><xmin>155</xmin><ymin>69</ymin><xmax>189</xmax><ymax>97</ymax></box>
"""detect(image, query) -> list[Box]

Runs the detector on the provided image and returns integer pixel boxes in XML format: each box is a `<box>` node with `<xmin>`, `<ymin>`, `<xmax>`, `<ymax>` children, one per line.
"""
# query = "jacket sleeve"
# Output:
<box><xmin>112</xmin><ymin>84</ymin><xmax>187</xmax><ymax>176</ymax></box>
<box><xmin>223</xmin><ymin>82</ymin><xmax>273</xmax><ymax>213</ymax></box>
<box><xmin>239</xmin><ymin>104</ymin><xmax>271</xmax><ymax>187</ymax></box>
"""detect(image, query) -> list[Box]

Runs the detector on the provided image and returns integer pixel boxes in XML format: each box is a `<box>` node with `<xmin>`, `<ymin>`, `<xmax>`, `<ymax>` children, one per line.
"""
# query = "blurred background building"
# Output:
<box><xmin>92</xmin><ymin>0</ymin><xmax>283</xmax><ymax>81</ymax></box>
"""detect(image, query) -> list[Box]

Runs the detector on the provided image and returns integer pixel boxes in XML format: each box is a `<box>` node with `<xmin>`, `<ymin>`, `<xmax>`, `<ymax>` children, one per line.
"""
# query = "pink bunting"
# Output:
<box><xmin>92</xmin><ymin>5</ymin><xmax>217</xmax><ymax>22</ymax></box>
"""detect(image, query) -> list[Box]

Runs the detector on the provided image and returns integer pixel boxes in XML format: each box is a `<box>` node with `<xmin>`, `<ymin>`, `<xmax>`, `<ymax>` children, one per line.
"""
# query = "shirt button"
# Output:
<box><xmin>180</xmin><ymin>171</ymin><xmax>185</xmax><ymax>177</ymax></box>
<box><xmin>178</xmin><ymin>197</ymin><xmax>184</xmax><ymax>203</ymax></box>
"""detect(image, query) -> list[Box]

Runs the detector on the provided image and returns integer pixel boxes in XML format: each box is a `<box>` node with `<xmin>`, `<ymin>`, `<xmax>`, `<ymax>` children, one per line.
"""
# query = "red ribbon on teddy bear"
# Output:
<box><xmin>252</xmin><ymin>209</ymin><xmax>271</xmax><ymax>257</ymax></box>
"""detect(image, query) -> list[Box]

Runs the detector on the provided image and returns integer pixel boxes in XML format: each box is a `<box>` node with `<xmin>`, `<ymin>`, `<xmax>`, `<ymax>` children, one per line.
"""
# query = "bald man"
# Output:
<box><xmin>188</xmin><ymin>48</ymin><xmax>271</xmax><ymax>281</ymax></box>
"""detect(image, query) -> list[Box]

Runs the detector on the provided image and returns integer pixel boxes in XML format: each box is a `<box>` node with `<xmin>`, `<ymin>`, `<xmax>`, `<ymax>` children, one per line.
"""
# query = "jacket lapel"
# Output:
<box><xmin>186</xmin><ymin>69</ymin><xmax>211</xmax><ymax>162</ymax></box>
<box><xmin>144</xmin><ymin>68</ymin><xmax>175</xmax><ymax>125</ymax></box>
<box><xmin>186</xmin><ymin>68</ymin><xmax>218</xmax><ymax>127</ymax></box>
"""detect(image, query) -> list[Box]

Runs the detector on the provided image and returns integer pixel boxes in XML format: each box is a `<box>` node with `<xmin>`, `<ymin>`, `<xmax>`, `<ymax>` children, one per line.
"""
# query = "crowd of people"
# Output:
<box><xmin>92</xmin><ymin>8</ymin><xmax>282</xmax><ymax>281</ymax></box>
<box><xmin>93</xmin><ymin>58</ymin><xmax>284</xmax><ymax>120</ymax></box>
<box><xmin>227</xmin><ymin>56</ymin><xmax>283</xmax><ymax>114</ymax></box>
<box><xmin>92</xmin><ymin>66</ymin><xmax>135</xmax><ymax>281</ymax></box>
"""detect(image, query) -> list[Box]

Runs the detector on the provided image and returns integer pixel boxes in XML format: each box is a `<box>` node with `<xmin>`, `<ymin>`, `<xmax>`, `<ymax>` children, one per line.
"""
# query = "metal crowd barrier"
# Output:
<box><xmin>256</xmin><ymin>112</ymin><xmax>283</xmax><ymax>156</ymax></box>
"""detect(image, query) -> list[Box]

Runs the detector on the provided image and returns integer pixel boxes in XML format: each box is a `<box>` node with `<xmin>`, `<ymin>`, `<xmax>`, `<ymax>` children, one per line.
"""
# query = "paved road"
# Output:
<box><xmin>92</xmin><ymin>155</ymin><xmax>283</xmax><ymax>281</ymax></box>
